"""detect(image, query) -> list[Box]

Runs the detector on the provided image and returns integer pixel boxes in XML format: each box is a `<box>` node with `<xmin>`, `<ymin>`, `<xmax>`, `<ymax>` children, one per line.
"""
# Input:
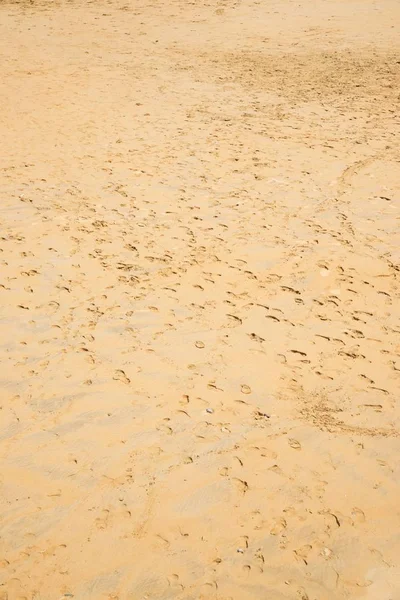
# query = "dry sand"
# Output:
<box><xmin>0</xmin><ymin>0</ymin><xmax>399</xmax><ymax>597</ymax></box>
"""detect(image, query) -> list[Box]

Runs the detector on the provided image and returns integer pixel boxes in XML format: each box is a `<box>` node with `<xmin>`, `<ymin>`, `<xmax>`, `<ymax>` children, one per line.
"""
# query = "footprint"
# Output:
<box><xmin>95</xmin><ymin>509</ymin><xmax>110</xmax><ymax>530</ymax></box>
<box><xmin>351</xmin><ymin>507</ymin><xmax>366</xmax><ymax>523</ymax></box>
<box><xmin>233</xmin><ymin>478</ymin><xmax>249</xmax><ymax>494</ymax></box>
<box><xmin>113</xmin><ymin>370</ymin><xmax>130</xmax><ymax>384</ymax></box>
<box><xmin>288</xmin><ymin>439</ymin><xmax>302</xmax><ymax>450</ymax></box>
<box><xmin>270</xmin><ymin>517</ymin><xmax>287</xmax><ymax>536</ymax></box>
<box><xmin>294</xmin><ymin>544</ymin><xmax>312</xmax><ymax>564</ymax></box>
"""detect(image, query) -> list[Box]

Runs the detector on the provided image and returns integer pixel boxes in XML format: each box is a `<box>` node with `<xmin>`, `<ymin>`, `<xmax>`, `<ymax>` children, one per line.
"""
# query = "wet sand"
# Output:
<box><xmin>0</xmin><ymin>0</ymin><xmax>399</xmax><ymax>597</ymax></box>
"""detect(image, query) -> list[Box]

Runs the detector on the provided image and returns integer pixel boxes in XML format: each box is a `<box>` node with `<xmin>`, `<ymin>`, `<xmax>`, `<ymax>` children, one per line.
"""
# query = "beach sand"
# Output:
<box><xmin>0</xmin><ymin>0</ymin><xmax>399</xmax><ymax>597</ymax></box>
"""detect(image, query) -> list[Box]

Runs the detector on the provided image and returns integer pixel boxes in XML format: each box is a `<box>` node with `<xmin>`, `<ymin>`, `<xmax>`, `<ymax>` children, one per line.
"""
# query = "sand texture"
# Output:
<box><xmin>0</xmin><ymin>0</ymin><xmax>399</xmax><ymax>597</ymax></box>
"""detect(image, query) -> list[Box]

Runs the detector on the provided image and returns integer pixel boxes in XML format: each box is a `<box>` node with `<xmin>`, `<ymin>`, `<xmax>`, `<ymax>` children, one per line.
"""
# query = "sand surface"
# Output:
<box><xmin>0</xmin><ymin>0</ymin><xmax>399</xmax><ymax>597</ymax></box>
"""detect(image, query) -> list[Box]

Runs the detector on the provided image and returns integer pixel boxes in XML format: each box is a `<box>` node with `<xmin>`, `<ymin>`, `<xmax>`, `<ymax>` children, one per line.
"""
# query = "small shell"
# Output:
<box><xmin>241</xmin><ymin>384</ymin><xmax>251</xmax><ymax>395</ymax></box>
<box><xmin>195</xmin><ymin>341</ymin><xmax>205</xmax><ymax>349</ymax></box>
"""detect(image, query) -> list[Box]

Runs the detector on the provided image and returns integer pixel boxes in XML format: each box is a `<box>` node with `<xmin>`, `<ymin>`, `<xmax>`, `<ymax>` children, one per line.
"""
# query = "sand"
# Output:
<box><xmin>0</xmin><ymin>0</ymin><xmax>399</xmax><ymax>597</ymax></box>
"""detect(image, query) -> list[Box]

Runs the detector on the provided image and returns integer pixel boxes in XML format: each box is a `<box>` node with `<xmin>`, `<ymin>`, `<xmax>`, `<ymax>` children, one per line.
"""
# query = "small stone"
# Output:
<box><xmin>237</xmin><ymin>548</ymin><xmax>244</xmax><ymax>553</ymax></box>
<box><xmin>206</xmin><ymin>408</ymin><xmax>214</xmax><ymax>414</ymax></box>
<box><xmin>241</xmin><ymin>384</ymin><xmax>251</xmax><ymax>395</ymax></box>
<box><xmin>195</xmin><ymin>341</ymin><xmax>205</xmax><ymax>349</ymax></box>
